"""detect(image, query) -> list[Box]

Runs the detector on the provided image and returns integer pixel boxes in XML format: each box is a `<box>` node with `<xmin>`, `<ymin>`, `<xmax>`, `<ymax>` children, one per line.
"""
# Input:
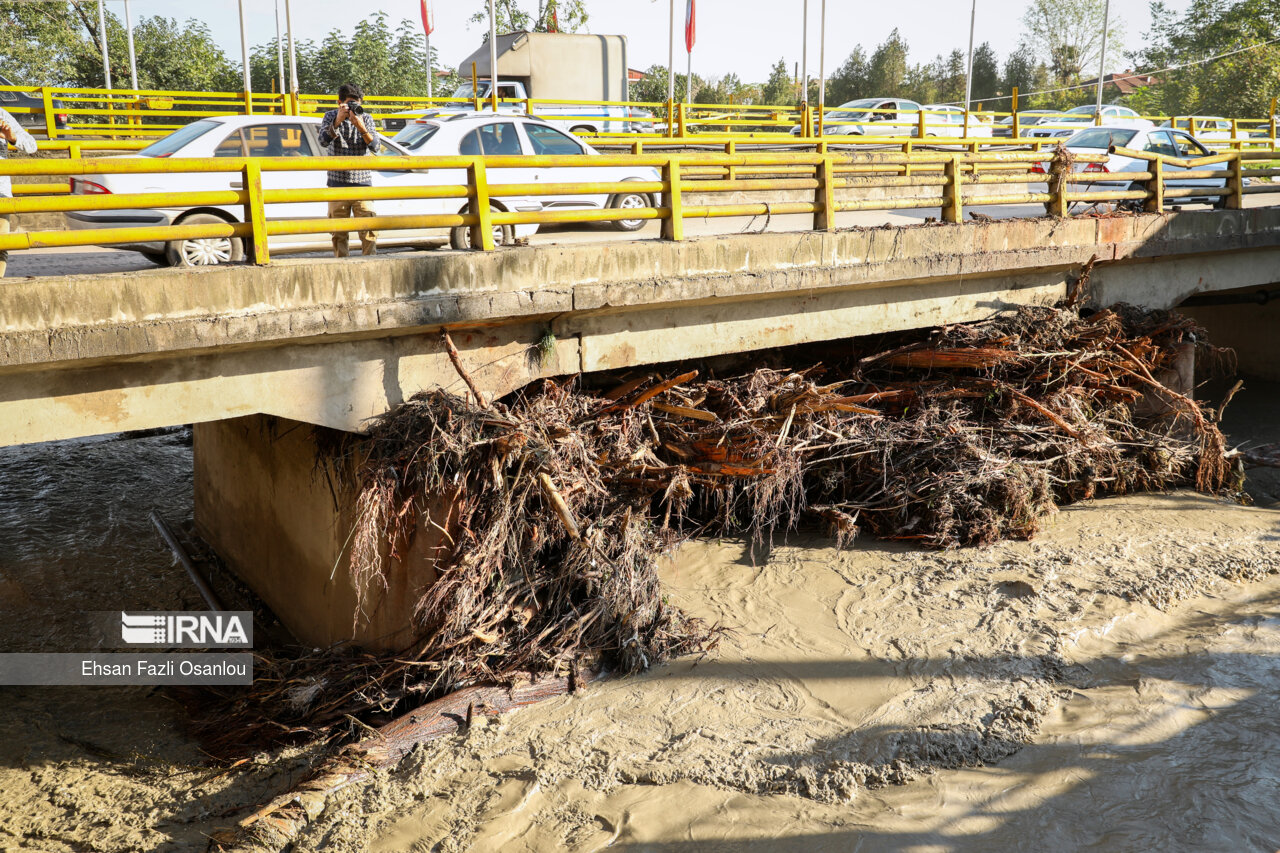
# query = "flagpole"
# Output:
<box><xmin>963</xmin><ymin>0</ymin><xmax>976</xmax><ymax>137</ymax></box>
<box><xmin>489</xmin><ymin>0</ymin><xmax>498</xmax><ymax>112</ymax></box>
<box><xmin>285</xmin><ymin>0</ymin><xmax>298</xmax><ymax>100</ymax></box>
<box><xmin>667</xmin><ymin>0</ymin><xmax>675</xmax><ymax>104</ymax></box>
<box><xmin>818</xmin><ymin>0</ymin><xmax>826</xmax><ymax>131</ymax></box>
<box><xmin>427</xmin><ymin>31</ymin><xmax>433</xmax><ymax>100</ymax></box>
<box><xmin>238</xmin><ymin>0</ymin><xmax>252</xmax><ymax>110</ymax></box>
<box><xmin>685</xmin><ymin>0</ymin><xmax>693</xmax><ymax>104</ymax></box>
<box><xmin>801</xmin><ymin>0</ymin><xmax>808</xmax><ymax>105</ymax></box>
<box><xmin>275</xmin><ymin>0</ymin><xmax>286</xmax><ymax>99</ymax></box>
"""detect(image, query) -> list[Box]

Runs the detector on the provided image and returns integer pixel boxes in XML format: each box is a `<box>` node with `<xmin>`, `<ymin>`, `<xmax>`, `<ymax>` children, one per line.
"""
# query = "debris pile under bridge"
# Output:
<box><xmin>200</xmin><ymin>302</ymin><xmax>1239</xmax><ymax>759</ymax></box>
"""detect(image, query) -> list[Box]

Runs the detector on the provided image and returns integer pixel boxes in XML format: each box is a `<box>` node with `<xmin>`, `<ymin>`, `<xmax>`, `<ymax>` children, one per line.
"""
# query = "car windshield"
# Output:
<box><xmin>1068</xmin><ymin>128</ymin><xmax>1137</xmax><ymax>149</ymax></box>
<box><xmin>138</xmin><ymin>120</ymin><xmax>220</xmax><ymax>157</ymax></box>
<box><xmin>1065</xmin><ymin>106</ymin><xmax>1101</xmax><ymax>115</ymax></box>
<box><xmin>394</xmin><ymin>122</ymin><xmax>441</xmax><ymax>149</ymax></box>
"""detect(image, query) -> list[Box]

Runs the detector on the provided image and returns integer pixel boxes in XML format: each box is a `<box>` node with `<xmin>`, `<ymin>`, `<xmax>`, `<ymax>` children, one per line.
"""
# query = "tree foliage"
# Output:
<box><xmin>1021</xmin><ymin>0</ymin><xmax>1123</xmax><ymax>83</ymax></box>
<box><xmin>1132</xmin><ymin>0</ymin><xmax>1280</xmax><ymax>117</ymax></box>
<box><xmin>469</xmin><ymin>0</ymin><xmax>588</xmax><ymax>35</ymax></box>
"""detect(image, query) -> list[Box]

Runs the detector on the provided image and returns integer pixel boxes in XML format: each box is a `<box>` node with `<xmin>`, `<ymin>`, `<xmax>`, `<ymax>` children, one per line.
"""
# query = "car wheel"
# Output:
<box><xmin>165</xmin><ymin>213</ymin><xmax>243</xmax><ymax>267</ymax></box>
<box><xmin>449</xmin><ymin>205</ymin><xmax>513</xmax><ymax>250</ymax></box>
<box><xmin>610</xmin><ymin>191</ymin><xmax>650</xmax><ymax>231</ymax></box>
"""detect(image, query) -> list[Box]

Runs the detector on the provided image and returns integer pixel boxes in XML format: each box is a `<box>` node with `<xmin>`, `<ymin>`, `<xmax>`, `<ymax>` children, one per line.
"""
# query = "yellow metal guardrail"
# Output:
<box><xmin>4</xmin><ymin>83</ymin><xmax>1278</xmax><ymax>147</ymax></box>
<box><xmin>1</xmin><ymin>144</ymin><xmax>1275</xmax><ymax>268</ymax></box>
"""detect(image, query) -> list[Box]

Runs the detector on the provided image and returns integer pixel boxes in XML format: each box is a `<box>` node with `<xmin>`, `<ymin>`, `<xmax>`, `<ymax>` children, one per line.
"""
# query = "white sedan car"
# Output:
<box><xmin>1025</xmin><ymin>104</ymin><xmax>1151</xmax><ymax>139</ymax></box>
<box><xmin>391</xmin><ymin>113</ymin><xmax>661</xmax><ymax>237</ymax></box>
<box><xmin>1037</xmin><ymin>125</ymin><xmax>1229</xmax><ymax>208</ymax></box>
<box><xmin>65</xmin><ymin>115</ymin><xmax>549</xmax><ymax>266</ymax></box>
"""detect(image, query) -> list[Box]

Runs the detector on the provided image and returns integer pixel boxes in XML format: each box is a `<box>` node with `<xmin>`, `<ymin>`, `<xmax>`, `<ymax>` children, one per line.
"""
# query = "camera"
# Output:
<box><xmin>345</xmin><ymin>100</ymin><xmax>364</xmax><ymax>115</ymax></box>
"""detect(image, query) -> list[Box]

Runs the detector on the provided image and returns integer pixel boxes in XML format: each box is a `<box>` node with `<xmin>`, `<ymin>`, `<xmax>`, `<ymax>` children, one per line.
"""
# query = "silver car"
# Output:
<box><xmin>1026</xmin><ymin>104</ymin><xmax>1149</xmax><ymax>139</ymax></box>
<box><xmin>1045</xmin><ymin>125</ymin><xmax>1229</xmax><ymax>208</ymax></box>
<box><xmin>792</xmin><ymin>98</ymin><xmax>923</xmax><ymax>137</ymax></box>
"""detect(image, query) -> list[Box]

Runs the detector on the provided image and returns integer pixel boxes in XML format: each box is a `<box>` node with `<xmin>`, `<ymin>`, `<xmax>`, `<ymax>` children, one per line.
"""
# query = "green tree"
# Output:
<box><xmin>1133</xmin><ymin>0</ymin><xmax>1280</xmax><ymax>117</ymax></box>
<box><xmin>970</xmin><ymin>42</ymin><xmax>1001</xmax><ymax>104</ymax></box>
<box><xmin>826</xmin><ymin>46</ymin><xmax>868</xmax><ymax>106</ymax></box>
<box><xmin>866</xmin><ymin>29</ymin><xmax>910</xmax><ymax>96</ymax></box>
<box><xmin>1001</xmin><ymin>43</ymin><xmax>1049</xmax><ymax>106</ymax></box>
<box><xmin>469</xmin><ymin>0</ymin><xmax>588</xmax><ymax>35</ymax></box>
<box><xmin>1021</xmin><ymin>0</ymin><xmax>1122</xmax><ymax>83</ymax></box>
<box><xmin>760</xmin><ymin>58</ymin><xmax>793</xmax><ymax>106</ymax></box>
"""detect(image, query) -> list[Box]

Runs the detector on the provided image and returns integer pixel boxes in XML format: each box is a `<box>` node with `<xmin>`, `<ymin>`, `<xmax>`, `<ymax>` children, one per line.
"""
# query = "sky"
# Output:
<box><xmin>110</xmin><ymin>0</ymin><xmax>1192</xmax><ymax>85</ymax></box>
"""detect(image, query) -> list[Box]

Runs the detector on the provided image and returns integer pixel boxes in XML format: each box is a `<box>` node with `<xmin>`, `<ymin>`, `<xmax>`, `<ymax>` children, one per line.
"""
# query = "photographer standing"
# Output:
<box><xmin>0</xmin><ymin>106</ymin><xmax>36</xmax><ymax>277</ymax></box>
<box><xmin>318</xmin><ymin>82</ymin><xmax>382</xmax><ymax>257</ymax></box>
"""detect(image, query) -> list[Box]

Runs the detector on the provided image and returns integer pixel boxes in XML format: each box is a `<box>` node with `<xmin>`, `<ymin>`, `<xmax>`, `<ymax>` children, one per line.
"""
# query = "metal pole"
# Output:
<box><xmin>667</xmin><ymin>0</ymin><xmax>675</xmax><ymax>103</ymax></box>
<box><xmin>801</xmin><ymin>0</ymin><xmax>808</xmax><ymax>105</ymax></box>
<box><xmin>963</xmin><ymin>0</ymin><xmax>976</xmax><ymax>137</ymax></box>
<box><xmin>489</xmin><ymin>0</ymin><xmax>498</xmax><ymax>111</ymax></box>
<box><xmin>818</xmin><ymin>0</ymin><xmax>826</xmax><ymax>131</ymax></box>
<box><xmin>686</xmin><ymin>44</ymin><xmax>692</xmax><ymax>104</ymax></box>
<box><xmin>238</xmin><ymin>0</ymin><xmax>252</xmax><ymax>108</ymax></box>
<box><xmin>285</xmin><ymin>0</ymin><xmax>299</xmax><ymax>99</ymax></box>
<box><xmin>275</xmin><ymin>0</ymin><xmax>286</xmax><ymax>98</ymax></box>
<box><xmin>123</xmin><ymin>0</ymin><xmax>137</xmax><ymax>90</ymax></box>
<box><xmin>426</xmin><ymin>32</ymin><xmax>433</xmax><ymax>100</ymax></box>
<box><xmin>150</xmin><ymin>511</ymin><xmax>225</xmax><ymax>613</ymax></box>
<box><xmin>97</xmin><ymin>0</ymin><xmax>112</xmax><ymax>89</ymax></box>
<box><xmin>1095</xmin><ymin>0</ymin><xmax>1111</xmax><ymax>120</ymax></box>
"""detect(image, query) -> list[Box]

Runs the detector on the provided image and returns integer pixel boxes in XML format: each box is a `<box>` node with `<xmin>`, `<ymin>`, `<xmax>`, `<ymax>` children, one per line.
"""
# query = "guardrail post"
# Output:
<box><xmin>917</xmin><ymin>109</ymin><xmax>926</xmax><ymax>139</ymax></box>
<box><xmin>41</xmin><ymin>88</ymin><xmax>57</xmax><ymax>140</ymax></box>
<box><xmin>631</xmin><ymin>140</ymin><xmax>644</xmax><ymax>156</ymax></box>
<box><xmin>814</xmin><ymin>154</ymin><xmax>836</xmax><ymax>232</ymax></box>
<box><xmin>677</xmin><ymin>102</ymin><xmax>688</xmax><ymax>138</ymax></box>
<box><xmin>242</xmin><ymin>160</ymin><xmax>269</xmax><ymax>264</ymax></box>
<box><xmin>467</xmin><ymin>159</ymin><xmax>495</xmax><ymax>251</ymax></box>
<box><xmin>1048</xmin><ymin>149</ymin><xmax>1070</xmax><ymax>218</ymax></box>
<box><xmin>902</xmin><ymin>141</ymin><xmax>913</xmax><ymax>177</ymax></box>
<box><xmin>725</xmin><ymin>140</ymin><xmax>736</xmax><ymax>181</ymax></box>
<box><xmin>69</xmin><ymin>142</ymin><xmax>81</xmax><ymax>160</ymax></box>
<box><xmin>1143</xmin><ymin>157</ymin><xmax>1164</xmax><ymax>213</ymax></box>
<box><xmin>1227</xmin><ymin>151</ymin><xmax>1245</xmax><ymax>210</ymax></box>
<box><xmin>1011</xmin><ymin>87</ymin><xmax>1020</xmax><ymax>139</ymax></box>
<box><xmin>1271</xmin><ymin>98</ymin><xmax>1277</xmax><ymax>143</ymax></box>
<box><xmin>661</xmin><ymin>157</ymin><xmax>683</xmax><ymax>241</ymax></box>
<box><xmin>942</xmin><ymin>154</ymin><xmax>963</xmax><ymax>223</ymax></box>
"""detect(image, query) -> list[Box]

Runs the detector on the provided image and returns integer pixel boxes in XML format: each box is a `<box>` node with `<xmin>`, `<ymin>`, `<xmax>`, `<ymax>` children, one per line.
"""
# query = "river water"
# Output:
<box><xmin>0</xmin><ymin>399</ymin><xmax>1277</xmax><ymax>851</ymax></box>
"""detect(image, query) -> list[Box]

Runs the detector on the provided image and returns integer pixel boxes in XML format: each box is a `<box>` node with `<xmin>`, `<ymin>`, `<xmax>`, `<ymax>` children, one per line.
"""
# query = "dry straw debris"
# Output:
<box><xmin>199</xmin><ymin>302</ymin><xmax>1239</xmax><ymax>751</ymax></box>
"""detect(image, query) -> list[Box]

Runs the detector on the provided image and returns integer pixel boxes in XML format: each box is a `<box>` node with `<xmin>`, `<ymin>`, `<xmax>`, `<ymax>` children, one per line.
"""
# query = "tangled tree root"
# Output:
<box><xmin>195</xmin><ymin>302</ymin><xmax>1240</xmax><ymax>759</ymax></box>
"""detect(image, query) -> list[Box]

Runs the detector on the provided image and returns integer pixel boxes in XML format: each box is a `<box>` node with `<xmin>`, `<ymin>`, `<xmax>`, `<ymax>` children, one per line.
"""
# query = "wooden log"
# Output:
<box><xmin>538</xmin><ymin>472</ymin><xmax>581</xmax><ymax>540</ymax></box>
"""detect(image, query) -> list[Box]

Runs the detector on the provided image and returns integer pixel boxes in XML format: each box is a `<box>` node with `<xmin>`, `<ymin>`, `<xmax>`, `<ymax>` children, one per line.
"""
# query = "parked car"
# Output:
<box><xmin>1034</xmin><ymin>125</ymin><xmax>1228</xmax><ymax>208</ymax></box>
<box><xmin>1025</xmin><ymin>104</ymin><xmax>1149</xmax><ymax>138</ymax></box>
<box><xmin>791</xmin><ymin>98</ymin><xmax>923</xmax><ymax>137</ymax></box>
<box><xmin>64</xmin><ymin>114</ymin><xmax>545</xmax><ymax>266</ymax></box>
<box><xmin>1159</xmin><ymin>116</ymin><xmax>1232</xmax><ymax>141</ymax></box>
<box><xmin>920</xmin><ymin>105</ymin><xmax>993</xmax><ymax>138</ymax></box>
<box><xmin>0</xmin><ymin>74</ymin><xmax>68</xmax><ymax>136</ymax></box>
<box><xmin>392</xmin><ymin>113</ymin><xmax>661</xmax><ymax>232</ymax></box>
<box><xmin>990</xmin><ymin>109</ymin><xmax>1059</xmax><ymax>138</ymax></box>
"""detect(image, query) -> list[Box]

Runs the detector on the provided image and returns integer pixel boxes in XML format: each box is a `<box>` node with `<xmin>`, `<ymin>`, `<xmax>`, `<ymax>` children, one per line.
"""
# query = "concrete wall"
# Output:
<box><xmin>6</xmin><ymin>208</ymin><xmax>1280</xmax><ymax>446</ymax></box>
<box><xmin>194</xmin><ymin>414</ymin><xmax>453</xmax><ymax>651</ymax></box>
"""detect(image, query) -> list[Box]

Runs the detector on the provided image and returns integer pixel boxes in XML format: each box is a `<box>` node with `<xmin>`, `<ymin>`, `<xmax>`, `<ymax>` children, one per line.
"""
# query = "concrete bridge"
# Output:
<box><xmin>4</xmin><ymin>210</ymin><xmax>1278</xmax><ymax>649</ymax></box>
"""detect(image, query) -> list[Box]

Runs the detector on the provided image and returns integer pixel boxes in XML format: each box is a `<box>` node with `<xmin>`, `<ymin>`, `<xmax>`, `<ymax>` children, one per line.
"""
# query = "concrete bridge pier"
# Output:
<box><xmin>193</xmin><ymin>415</ymin><xmax>453</xmax><ymax>653</ymax></box>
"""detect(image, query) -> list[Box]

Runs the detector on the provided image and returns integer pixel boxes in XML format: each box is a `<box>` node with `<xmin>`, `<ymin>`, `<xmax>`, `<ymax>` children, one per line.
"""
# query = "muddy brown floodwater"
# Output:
<box><xmin>1</xmin><ymin>386</ymin><xmax>1279</xmax><ymax>852</ymax></box>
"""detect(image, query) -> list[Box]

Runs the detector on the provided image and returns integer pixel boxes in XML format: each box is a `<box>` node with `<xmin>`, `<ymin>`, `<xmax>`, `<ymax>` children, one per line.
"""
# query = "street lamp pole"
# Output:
<box><xmin>123</xmin><ymin>0</ymin><xmax>138</xmax><ymax>90</ymax></box>
<box><xmin>96</xmin><ymin>0</ymin><xmax>112</xmax><ymax>90</ymax></box>
<box><xmin>801</xmin><ymin>0</ymin><xmax>808</xmax><ymax>105</ymax></box>
<box><xmin>1095</xmin><ymin>0</ymin><xmax>1112</xmax><ymax>120</ymax></box>
<box><xmin>963</xmin><ymin>0</ymin><xmax>976</xmax><ymax>137</ymax></box>
<box><xmin>817</xmin><ymin>0</ymin><xmax>826</xmax><ymax>131</ymax></box>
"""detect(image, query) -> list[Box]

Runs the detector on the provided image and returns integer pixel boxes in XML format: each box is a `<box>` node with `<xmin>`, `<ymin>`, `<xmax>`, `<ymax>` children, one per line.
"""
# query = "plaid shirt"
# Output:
<box><xmin>318</xmin><ymin>108</ymin><xmax>382</xmax><ymax>187</ymax></box>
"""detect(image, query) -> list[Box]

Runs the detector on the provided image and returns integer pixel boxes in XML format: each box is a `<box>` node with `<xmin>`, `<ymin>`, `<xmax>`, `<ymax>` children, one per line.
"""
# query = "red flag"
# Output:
<box><xmin>550</xmin><ymin>4</ymin><xmax>559</xmax><ymax>32</ymax></box>
<box><xmin>685</xmin><ymin>0</ymin><xmax>696</xmax><ymax>52</ymax></box>
<box><xmin>420</xmin><ymin>0</ymin><xmax>434</xmax><ymax>36</ymax></box>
